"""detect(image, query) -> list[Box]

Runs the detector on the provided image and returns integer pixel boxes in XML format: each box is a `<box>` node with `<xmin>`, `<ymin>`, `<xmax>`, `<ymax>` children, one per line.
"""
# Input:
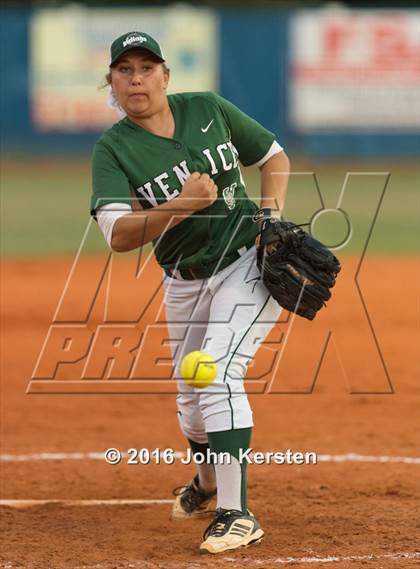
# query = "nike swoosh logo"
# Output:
<box><xmin>201</xmin><ymin>119</ymin><xmax>214</xmax><ymax>133</ymax></box>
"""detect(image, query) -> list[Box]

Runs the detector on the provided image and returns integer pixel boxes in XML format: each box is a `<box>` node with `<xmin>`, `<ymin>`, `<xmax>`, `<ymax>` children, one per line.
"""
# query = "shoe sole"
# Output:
<box><xmin>171</xmin><ymin>508</ymin><xmax>215</xmax><ymax>520</ymax></box>
<box><xmin>171</xmin><ymin>494</ymin><xmax>215</xmax><ymax>520</ymax></box>
<box><xmin>199</xmin><ymin>530</ymin><xmax>264</xmax><ymax>555</ymax></box>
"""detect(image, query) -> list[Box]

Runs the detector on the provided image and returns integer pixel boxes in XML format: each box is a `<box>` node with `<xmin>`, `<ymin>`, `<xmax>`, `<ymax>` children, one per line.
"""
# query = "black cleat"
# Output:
<box><xmin>172</xmin><ymin>475</ymin><xmax>217</xmax><ymax>519</ymax></box>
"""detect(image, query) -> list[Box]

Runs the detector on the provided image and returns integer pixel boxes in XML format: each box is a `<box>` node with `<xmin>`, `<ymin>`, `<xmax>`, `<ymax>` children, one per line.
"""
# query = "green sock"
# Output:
<box><xmin>207</xmin><ymin>427</ymin><xmax>252</xmax><ymax>514</ymax></box>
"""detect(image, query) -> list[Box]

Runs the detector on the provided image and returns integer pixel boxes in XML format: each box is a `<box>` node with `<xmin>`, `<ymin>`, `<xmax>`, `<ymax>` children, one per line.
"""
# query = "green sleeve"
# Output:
<box><xmin>213</xmin><ymin>93</ymin><xmax>276</xmax><ymax>167</ymax></box>
<box><xmin>90</xmin><ymin>141</ymin><xmax>133</xmax><ymax>216</ymax></box>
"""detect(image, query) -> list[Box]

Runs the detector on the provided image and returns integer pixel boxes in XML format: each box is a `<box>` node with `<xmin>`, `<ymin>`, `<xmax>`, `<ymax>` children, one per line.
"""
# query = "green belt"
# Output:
<box><xmin>164</xmin><ymin>244</ymin><xmax>253</xmax><ymax>281</ymax></box>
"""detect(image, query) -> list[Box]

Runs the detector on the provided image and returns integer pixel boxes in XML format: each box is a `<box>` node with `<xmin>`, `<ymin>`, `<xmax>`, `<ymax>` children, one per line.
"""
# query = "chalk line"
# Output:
<box><xmin>317</xmin><ymin>453</ymin><xmax>419</xmax><ymax>464</ymax></box>
<box><xmin>224</xmin><ymin>551</ymin><xmax>420</xmax><ymax>565</ymax></box>
<box><xmin>0</xmin><ymin>451</ymin><xmax>418</xmax><ymax>464</ymax></box>
<box><xmin>0</xmin><ymin>499</ymin><xmax>173</xmax><ymax>509</ymax></box>
<box><xmin>1</xmin><ymin>551</ymin><xmax>419</xmax><ymax>568</ymax></box>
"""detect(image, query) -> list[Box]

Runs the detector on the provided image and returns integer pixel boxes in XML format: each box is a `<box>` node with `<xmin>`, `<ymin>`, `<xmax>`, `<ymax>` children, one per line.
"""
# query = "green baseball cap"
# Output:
<box><xmin>110</xmin><ymin>31</ymin><xmax>165</xmax><ymax>66</ymax></box>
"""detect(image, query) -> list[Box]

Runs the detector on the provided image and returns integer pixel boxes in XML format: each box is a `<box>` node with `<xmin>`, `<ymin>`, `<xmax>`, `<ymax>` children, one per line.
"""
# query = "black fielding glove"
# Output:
<box><xmin>254</xmin><ymin>211</ymin><xmax>341</xmax><ymax>320</ymax></box>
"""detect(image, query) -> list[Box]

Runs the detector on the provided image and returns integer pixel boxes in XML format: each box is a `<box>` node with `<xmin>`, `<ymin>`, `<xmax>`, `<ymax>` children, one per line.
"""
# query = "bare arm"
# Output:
<box><xmin>111</xmin><ymin>172</ymin><xmax>217</xmax><ymax>252</ymax></box>
<box><xmin>259</xmin><ymin>150</ymin><xmax>290</xmax><ymax>217</ymax></box>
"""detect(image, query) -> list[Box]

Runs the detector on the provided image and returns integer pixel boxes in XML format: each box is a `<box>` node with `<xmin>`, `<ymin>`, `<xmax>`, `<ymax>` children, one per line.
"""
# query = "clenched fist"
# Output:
<box><xmin>176</xmin><ymin>172</ymin><xmax>218</xmax><ymax>212</ymax></box>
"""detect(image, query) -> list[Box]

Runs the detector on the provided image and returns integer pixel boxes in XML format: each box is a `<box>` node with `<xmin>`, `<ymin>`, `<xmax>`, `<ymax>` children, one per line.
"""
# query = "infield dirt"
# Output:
<box><xmin>1</xmin><ymin>255</ymin><xmax>418</xmax><ymax>569</ymax></box>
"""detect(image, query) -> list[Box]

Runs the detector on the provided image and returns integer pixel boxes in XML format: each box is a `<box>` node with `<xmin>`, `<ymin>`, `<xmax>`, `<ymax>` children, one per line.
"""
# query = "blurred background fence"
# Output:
<box><xmin>1</xmin><ymin>3</ymin><xmax>419</xmax><ymax>158</ymax></box>
<box><xmin>1</xmin><ymin>3</ymin><xmax>418</xmax><ymax>257</ymax></box>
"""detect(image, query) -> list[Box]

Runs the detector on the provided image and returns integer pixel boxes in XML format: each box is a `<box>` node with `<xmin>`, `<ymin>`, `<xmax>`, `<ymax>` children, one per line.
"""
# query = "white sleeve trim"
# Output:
<box><xmin>96</xmin><ymin>202</ymin><xmax>132</xmax><ymax>246</ymax></box>
<box><xmin>252</xmin><ymin>140</ymin><xmax>284</xmax><ymax>168</ymax></box>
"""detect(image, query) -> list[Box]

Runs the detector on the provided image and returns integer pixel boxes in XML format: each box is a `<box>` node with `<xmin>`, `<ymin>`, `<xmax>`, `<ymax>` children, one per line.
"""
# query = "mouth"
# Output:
<box><xmin>129</xmin><ymin>93</ymin><xmax>148</xmax><ymax>99</ymax></box>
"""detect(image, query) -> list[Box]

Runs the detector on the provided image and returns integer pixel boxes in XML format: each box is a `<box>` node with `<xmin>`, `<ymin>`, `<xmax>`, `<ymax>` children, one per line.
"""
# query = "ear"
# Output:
<box><xmin>163</xmin><ymin>68</ymin><xmax>170</xmax><ymax>90</ymax></box>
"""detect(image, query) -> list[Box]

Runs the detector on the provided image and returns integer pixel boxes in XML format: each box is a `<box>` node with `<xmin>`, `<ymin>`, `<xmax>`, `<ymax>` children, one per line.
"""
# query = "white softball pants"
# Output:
<box><xmin>163</xmin><ymin>246</ymin><xmax>281</xmax><ymax>440</ymax></box>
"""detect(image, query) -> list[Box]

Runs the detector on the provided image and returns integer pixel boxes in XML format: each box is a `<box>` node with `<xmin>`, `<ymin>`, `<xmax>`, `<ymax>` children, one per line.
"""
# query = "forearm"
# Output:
<box><xmin>259</xmin><ymin>150</ymin><xmax>290</xmax><ymax>217</ymax></box>
<box><xmin>111</xmin><ymin>198</ymin><xmax>192</xmax><ymax>252</ymax></box>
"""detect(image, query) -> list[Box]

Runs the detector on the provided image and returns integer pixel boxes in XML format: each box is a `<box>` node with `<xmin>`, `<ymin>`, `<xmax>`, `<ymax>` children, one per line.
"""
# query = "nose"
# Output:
<box><xmin>131</xmin><ymin>71</ymin><xmax>143</xmax><ymax>86</ymax></box>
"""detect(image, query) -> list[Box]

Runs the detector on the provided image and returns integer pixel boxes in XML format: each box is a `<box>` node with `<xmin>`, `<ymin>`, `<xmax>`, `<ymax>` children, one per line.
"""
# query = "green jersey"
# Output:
<box><xmin>91</xmin><ymin>91</ymin><xmax>276</xmax><ymax>271</ymax></box>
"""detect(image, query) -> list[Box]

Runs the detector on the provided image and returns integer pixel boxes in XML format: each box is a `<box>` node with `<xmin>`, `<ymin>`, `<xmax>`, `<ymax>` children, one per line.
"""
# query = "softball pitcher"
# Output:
<box><xmin>91</xmin><ymin>31</ymin><xmax>290</xmax><ymax>555</ymax></box>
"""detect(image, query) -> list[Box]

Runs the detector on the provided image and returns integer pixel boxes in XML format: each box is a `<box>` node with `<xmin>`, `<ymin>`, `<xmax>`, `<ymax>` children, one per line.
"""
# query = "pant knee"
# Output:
<box><xmin>176</xmin><ymin>395</ymin><xmax>207</xmax><ymax>443</ymax></box>
<box><xmin>198</xmin><ymin>390</ymin><xmax>253</xmax><ymax>432</ymax></box>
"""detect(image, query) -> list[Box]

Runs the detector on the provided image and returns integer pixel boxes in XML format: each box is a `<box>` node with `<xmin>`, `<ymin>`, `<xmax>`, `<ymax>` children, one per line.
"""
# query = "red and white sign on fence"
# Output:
<box><xmin>290</xmin><ymin>9</ymin><xmax>420</xmax><ymax>130</ymax></box>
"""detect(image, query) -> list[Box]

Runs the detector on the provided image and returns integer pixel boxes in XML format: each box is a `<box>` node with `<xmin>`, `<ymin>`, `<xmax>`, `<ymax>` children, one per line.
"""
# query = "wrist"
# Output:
<box><xmin>173</xmin><ymin>195</ymin><xmax>195</xmax><ymax>213</ymax></box>
<box><xmin>253</xmin><ymin>207</ymin><xmax>272</xmax><ymax>225</ymax></box>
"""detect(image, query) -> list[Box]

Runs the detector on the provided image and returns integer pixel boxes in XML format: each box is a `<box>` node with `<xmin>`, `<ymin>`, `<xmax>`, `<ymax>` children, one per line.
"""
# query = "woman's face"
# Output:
<box><xmin>110</xmin><ymin>50</ymin><xmax>169</xmax><ymax>118</ymax></box>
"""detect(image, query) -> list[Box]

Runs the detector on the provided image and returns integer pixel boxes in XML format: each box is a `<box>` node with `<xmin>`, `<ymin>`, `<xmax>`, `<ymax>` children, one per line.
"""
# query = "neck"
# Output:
<box><xmin>128</xmin><ymin>100</ymin><xmax>174</xmax><ymax>138</ymax></box>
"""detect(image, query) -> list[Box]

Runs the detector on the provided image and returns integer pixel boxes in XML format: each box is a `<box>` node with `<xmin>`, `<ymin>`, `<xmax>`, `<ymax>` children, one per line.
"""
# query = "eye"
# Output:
<box><xmin>119</xmin><ymin>66</ymin><xmax>130</xmax><ymax>73</ymax></box>
<box><xmin>143</xmin><ymin>65</ymin><xmax>152</xmax><ymax>72</ymax></box>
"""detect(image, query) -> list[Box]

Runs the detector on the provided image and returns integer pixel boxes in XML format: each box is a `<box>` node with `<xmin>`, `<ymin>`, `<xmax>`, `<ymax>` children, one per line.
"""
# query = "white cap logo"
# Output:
<box><xmin>123</xmin><ymin>35</ymin><xmax>147</xmax><ymax>48</ymax></box>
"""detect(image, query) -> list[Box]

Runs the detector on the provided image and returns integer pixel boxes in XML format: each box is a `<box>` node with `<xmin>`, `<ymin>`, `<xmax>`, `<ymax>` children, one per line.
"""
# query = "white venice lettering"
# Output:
<box><xmin>202</xmin><ymin>148</ymin><xmax>218</xmax><ymax>175</ymax></box>
<box><xmin>136</xmin><ymin>182</ymin><xmax>158</xmax><ymax>207</ymax></box>
<box><xmin>154</xmin><ymin>172</ymin><xmax>179</xmax><ymax>201</ymax></box>
<box><xmin>216</xmin><ymin>143</ymin><xmax>233</xmax><ymax>171</ymax></box>
<box><xmin>227</xmin><ymin>141</ymin><xmax>239</xmax><ymax>168</ymax></box>
<box><xmin>172</xmin><ymin>160</ymin><xmax>191</xmax><ymax>185</ymax></box>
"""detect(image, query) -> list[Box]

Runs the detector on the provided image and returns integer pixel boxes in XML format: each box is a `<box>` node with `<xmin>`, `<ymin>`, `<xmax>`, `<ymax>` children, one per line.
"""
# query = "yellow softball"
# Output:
<box><xmin>180</xmin><ymin>351</ymin><xmax>218</xmax><ymax>389</ymax></box>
